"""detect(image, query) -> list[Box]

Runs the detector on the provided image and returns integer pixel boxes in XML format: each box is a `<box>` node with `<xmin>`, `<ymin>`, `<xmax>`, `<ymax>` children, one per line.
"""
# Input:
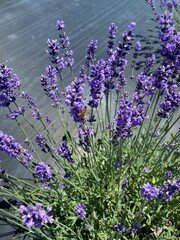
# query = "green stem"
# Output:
<box><xmin>8</xmin><ymin>106</ymin><xmax>42</xmax><ymax>162</ymax></box>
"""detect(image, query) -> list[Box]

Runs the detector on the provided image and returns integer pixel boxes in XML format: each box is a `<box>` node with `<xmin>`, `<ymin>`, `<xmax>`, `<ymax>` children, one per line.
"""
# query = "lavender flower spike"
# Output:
<box><xmin>57</xmin><ymin>141</ymin><xmax>75</xmax><ymax>163</ymax></box>
<box><xmin>65</xmin><ymin>67</ymin><xmax>86</xmax><ymax>122</ymax></box>
<box><xmin>0</xmin><ymin>131</ymin><xmax>33</xmax><ymax>165</ymax></box>
<box><xmin>56</xmin><ymin>20</ymin><xmax>65</xmax><ymax>30</ymax></box>
<box><xmin>141</xmin><ymin>183</ymin><xmax>159</xmax><ymax>201</ymax></box>
<box><xmin>76</xmin><ymin>203</ymin><xmax>86</xmax><ymax>219</ymax></box>
<box><xmin>0</xmin><ymin>63</ymin><xmax>21</xmax><ymax>107</ymax></box>
<box><xmin>128</xmin><ymin>22</ymin><xmax>136</xmax><ymax>30</ymax></box>
<box><xmin>114</xmin><ymin>223</ymin><xmax>126</xmax><ymax>232</ymax></box>
<box><xmin>86</xmin><ymin>39</ymin><xmax>98</xmax><ymax>66</ymax></box>
<box><xmin>19</xmin><ymin>203</ymin><xmax>54</xmax><ymax>228</ymax></box>
<box><xmin>35</xmin><ymin>162</ymin><xmax>52</xmax><ymax>188</ymax></box>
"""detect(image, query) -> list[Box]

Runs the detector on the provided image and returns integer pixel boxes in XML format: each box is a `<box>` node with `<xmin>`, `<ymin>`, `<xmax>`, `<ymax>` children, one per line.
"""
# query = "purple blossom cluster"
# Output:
<box><xmin>40</xmin><ymin>65</ymin><xmax>61</xmax><ymax>108</ymax></box>
<box><xmin>107</xmin><ymin>23</ymin><xmax>118</xmax><ymax>55</ymax></box>
<box><xmin>114</xmin><ymin>161</ymin><xmax>121</xmax><ymax>168</ymax></box>
<box><xmin>56</xmin><ymin>20</ymin><xmax>74</xmax><ymax>66</ymax></box>
<box><xmin>142</xmin><ymin>179</ymin><xmax>180</xmax><ymax>201</ymax></box>
<box><xmin>158</xmin><ymin>84</ymin><xmax>180</xmax><ymax>118</ymax></box>
<box><xmin>7</xmin><ymin>106</ymin><xmax>25</xmax><ymax>120</ymax></box>
<box><xmin>132</xmin><ymin>41</ymin><xmax>142</xmax><ymax>65</ymax></box>
<box><xmin>34</xmin><ymin>161</ymin><xmax>52</xmax><ymax>188</ymax></box>
<box><xmin>145</xmin><ymin>0</ymin><xmax>156</xmax><ymax>10</ymax></box>
<box><xmin>106</xmin><ymin>22</ymin><xmax>136</xmax><ymax>90</ymax></box>
<box><xmin>86</xmin><ymin>39</ymin><xmax>98</xmax><ymax>66</ymax></box>
<box><xmin>46</xmin><ymin>39</ymin><xmax>60</xmax><ymax>64</ymax></box>
<box><xmin>160</xmin><ymin>0</ymin><xmax>180</xmax><ymax>12</ymax></box>
<box><xmin>130</xmin><ymin>224</ymin><xmax>141</xmax><ymax>234</ymax></box>
<box><xmin>0</xmin><ymin>131</ymin><xmax>33</xmax><ymax>165</ymax></box>
<box><xmin>159</xmin><ymin>179</ymin><xmax>180</xmax><ymax>201</ymax></box>
<box><xmin>78</xmin><ymin>125</ymin><xmax>94</xmax><ymax>151</ymax></box>
<box><xmin>159</xmin><ymin>13</ymin><xmax>179</xmax><ymax>77</ymax></box>
<box><xmin>135</xmin><ymin>73</ymin><xmax>155</xmax><ymax>98</ymax></box>
<box><xmin>144</xmin><ymin>54</ymin><xmax>156</xmax><ymax>73</ymax></box>
<box><xmin>114</xmin><ymin>223</ymin><xmax>126</xmax><ymax>232</ymax></box>
<box><xmin>36</xmin><ymin>133</ymin><xmax>46</xmax><ymax>148</ymax></box>
<box><xmin>166</xmin><ymin>170</ymin><xmax>172</xmax><ymax>179</ymax></box>
<box><xmin>20</xmin><ymin>92</ymin><xmax>42</xmax><ymax>120</ymax></box>
<box><xmin>114</xmin><ymin>222</ymin><xmax>141</xmax><ymax>235</ymax></box>
<box><xmin>56</xmin><ymin>20</ymin><xmax>65</xmax><ymax>30</ymax></box>
<box><xmin>0</xmin><ymin>63</ymin><xmax>21</xmax><ymax>107</ymax></box>
<box><xmin>46</xmin><ymin>20</ymin><xmax>74</xmax><ymax>70</ymax></box>
<box><xmin>113</xmin><ymin>96</ymin><xmax>148</xmax><ymax>141</ymax></box>
<box><xmin>141</xmin><ymin>183</ymin><xmax>159</xmax><ymax>201</ymax></box>
<box><xmin>19</xmin><ymin>203</ymin><xmax>54</xmax><ymax>228</ymax></box>
<box><xmin>122</xmin><ymin>178</ymin><xmax>128</xmax><ymax>190</ymax></box>
<box><xmin>88</xmin><ymin>60</ymin><xmax>106</xmax><ymax>108</ymax></box>
<box><xmin>65</xmin><ymin>67</ymin><xmax>86</xmax><ymax>122</ymax></box>
<box><xmin>139</xmin><ymin>5</ymin><xmax>180</xmax><ymax>120</ymax></box>
<box><xmin>76</xmin><ymin>203</ymin><xmax>86</xmax><ymax>219</ymax></box>
<box><xmin>42</xmin><ymin>20</ymin><xmax>75</xmax><ymax>108</ymax></box>
<box><xmin>57</xmin><ymin>141</ymin><xmax>75</xmax><ymax>163</ymax></box>
<box><xmin>45</xmin><ymin>115</ymin><xmax>52</xmax><ymax>124</ymax></box>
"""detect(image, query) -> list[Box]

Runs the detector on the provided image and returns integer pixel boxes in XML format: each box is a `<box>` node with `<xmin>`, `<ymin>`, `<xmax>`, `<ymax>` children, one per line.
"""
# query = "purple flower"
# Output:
<box><xmin>135</xmin><ymin>41</ymin><xmax>142</xmax><ymax>51</ymax></box>
<box><xmin>0</xmin><ymin>63</ymin><xmax>21</xmax><ymax>107</ymax></box>
<box><xmin>158</xmin><ymin>85</ymin><xmax>180</xmax><ymax>118</ymax></box>
<box><xmin>20</xmin><ymin>92</ymin><xmax>42</xmax><ymax>119</ymax></box>
<box><xmin>65</xmin><ymin>67</ymin><xmax>87</xmax><ymax>122</ymax></box>
<box><xmin>64</xmin><ymin>171</ymin><xmax>71</xmax><ymax>179</ymax></box>
<box><xmin>56</xmin><ymin>20</ymin><xmax>65</xmax><ymax>30</ymax></box>
<box><xmin>166</xmin><ymin>171</ymin><xmax>172</xmax><ymax>179</ymax></box>
<box><xmin>46</xmin><ymin>39</ymin><xmax>60</xmax><ymax>64</ymax></box>
<box><xmin>35</xmin><ymin>162</ymin><xmax>52</xmax><ymax>188</ymax></box>
<box><xmin>0</xmin><ymin>131</ymin><xmax>33</xmax><ymax>165</ymax></box>
<box><xmin>128</xmin><ymin>22</ymin><xmax>136</xmax><ymax>30</ymax></box>
<box><xmin>122</xmin><ymin>179</ymin><xmax>128</xmax><ymax>190</ymax></box>
<box><xmin>159</xmin><ymin>179</ymin><xmax>180</xmax><ymax>201</ymax></box>
<box><xmin>146</xmin><ymin>0</ymin><xmax>156</xmax><ymax>10</ymax></box>
<box><xmin>144</xmin><ymin>167</ymin><xmax>149</xmax><ymax>173</ymax></box>
<box><xmin>123</xmin><ymin>31</ymin><xmax>135</xmax><ymax>42</ymax></box>
<box><xmin>107</xmin><ymin>23</ymin><xmax>118</xmax><ymax>55</ymax></box>
<box><xmin>19</xmin><ymin>203</ymin><xmax>54</xmax><ymax>228</ymax></box>
<box><xmin>136</xmin><ymin>223</ymin><xmax>141</xmax><ymax>229</ymax></box>
<box><xmin>88</xmin><ymin>60</ymin><xmax>106</xmax><ymax>108</ymax></box>
<box><xmin>108</xmin><ymin>23</ymin><xmax>118</xmax><ymax>39</ymax></box>
<box><xmin>45</xmin><ymin>115</ymin><xmax>52</xmax><ymax>124</ymax></box>
<box><xmin>86</xmin><ymin>39</ymin><xmax>98</xmax><ymax>66</ymax></box>
<box><xmin>160</xmin><ymin>0</ymin><xmax>180</xmax><ymax>12</ymax></box>
<box><xmin>7</xmin><ymin>106</ymin><xmax>25</xmax><ymax>119</ymax></box>
<box><xmin>114</xmin><ymin>223</ymin><xmax>126</xmax><ymax>232</ymax></box>
<box><xmin>135</xmin><ymin>73</ymin><xmax>155</xmax><ymax>98</ymax></box>
<box><xmin>141</xmin><ymin>183</ymin><xmax>159</xmax><ymax>201</ymax></box>
<box><xmin>57</xmin><ymin>141</ymin><xmax>75</xmax><ymax>163</ymax></box>
<box><xmin>40</xmin><ymin>66</ymin><xmax>61</xmax><ymax>108</ymax></box>
<box><xmin>114</xmin><ymin>161</ymin><xmax>121</xmax><ymax>168</ymax></box>
<box><xmin>123</xmin><ymin>158</ymin><xmax>131</xmax><ymax>165</ymax></box>
<box><xmin>32</xmin><ymin>107</ymin><xmax>42</xmax><ymax>120</ymax></box>
<box><xmin>76</xmin><ymin>203</ymin><xmax>86</xmax><ymax>219</ymax></box>
<box><xmin>145</xmin><ymin>54</ymin><xmax>156</xmax><ymax>73</ymax></box>
<box><xmin>112</xmin><ymin>96</ymin><xmax>148</xmax><ymax>142</ymax></box>
<box><xmin>36</xmin><ymin>133</ymin><xmax>46</xmax><ymax>148</ymax></box>
<box><xmin>58</xmin><ymin>27</ymin><xmax>74</xmax><ymax>65</ymax></box>
<box><xmin>130</xmin><ymin>227</ymin><xmax>137</xmax><ymax>234</ymax></box>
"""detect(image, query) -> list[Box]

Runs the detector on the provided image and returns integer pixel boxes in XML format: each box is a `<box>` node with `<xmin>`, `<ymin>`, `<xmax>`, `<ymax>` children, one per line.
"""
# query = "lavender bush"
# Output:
<box><xmin>0</xmin><ymin>1</ymin><xmax>180</xmax><ymax>239</ymax></box>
